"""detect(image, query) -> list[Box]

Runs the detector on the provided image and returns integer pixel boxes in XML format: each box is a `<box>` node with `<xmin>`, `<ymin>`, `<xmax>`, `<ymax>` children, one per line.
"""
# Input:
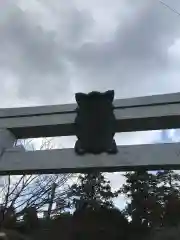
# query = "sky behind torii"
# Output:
<box><xmin>1</xmin><ymin>0</ymin><xmax>180</xmax><ymax>108</ymax></box>
<box><xmin>1</xmin><ymin>0</ymin><xmax>180</xmax><ymax>209</ymax></box>
<box><xmin>1</xmin><ymin>0</ymin><xmax>180</xmax><ymax>163</ymax></box>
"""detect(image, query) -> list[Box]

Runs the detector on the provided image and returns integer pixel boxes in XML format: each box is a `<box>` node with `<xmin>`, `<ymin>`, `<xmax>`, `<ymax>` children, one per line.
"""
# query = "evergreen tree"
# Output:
<box><xmin>121</xmin><ymin>169</ymin><xmax>180</xmax><ymax>233</ymax></box>
<box><xmin>68</xmin><ymin>171</ymin><xmax>117</xmax><ymax>211</ymax></box>
<box><xmin>156</xmin><ymin>170</ymin><xmax>180</xmax><ymax>227</ymax></box>
<box><xmin>121</xmin><ymin>170</ymin><xmax>161</xmax><ymax>229</ymax></box>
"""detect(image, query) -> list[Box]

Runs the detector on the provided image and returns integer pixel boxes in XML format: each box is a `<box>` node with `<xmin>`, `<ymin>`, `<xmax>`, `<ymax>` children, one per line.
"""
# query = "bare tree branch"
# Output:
<box><xmin>0</xmin><ymin>138</ymin><xmax>73</xmax><ymax>220</ymax></box>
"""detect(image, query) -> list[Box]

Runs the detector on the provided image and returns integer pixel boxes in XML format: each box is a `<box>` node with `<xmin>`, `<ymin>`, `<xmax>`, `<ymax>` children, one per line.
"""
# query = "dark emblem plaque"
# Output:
<box><xmin>74</xmin><ymin>90</ymin><xmax>117</xmax><ymax>155</ymax></box>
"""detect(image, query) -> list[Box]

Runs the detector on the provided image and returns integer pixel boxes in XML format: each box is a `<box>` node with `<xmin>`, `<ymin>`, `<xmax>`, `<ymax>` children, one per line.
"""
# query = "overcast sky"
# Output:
<box><xmin>2</xmin><ymin>0</ymin><xmax>180</xmax><ymax>209</ymax></box>
<box><xmin>2</xmin><ymin>0</ymin><xmax>180</xmax><ymax>161</ymax></box>
<box><xmin>1</xmin><ymin>0</ymin><xmax>180</xmax><ymax>107</ymax></box>
<box><xmin>1</xmin><ymin>0</ymin><xmax>179</xmax><ymax>145</ymax></box>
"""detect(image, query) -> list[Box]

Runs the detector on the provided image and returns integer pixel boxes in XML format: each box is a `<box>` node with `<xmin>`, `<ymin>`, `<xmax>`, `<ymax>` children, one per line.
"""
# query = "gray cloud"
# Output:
<box><xmin>0</xmin><ymin>1</ymin><xmax>93</xmax><ymax>105</ymax></box>
<box><xmin>1</xmin><ymin>0</ymin><xmax>180</xmax><ymax>105</ymax></box>
<box><xmin>68</xmin><ymin>0</ymin><xmax>180</xmax><ymax>97</ymax></box>
<box><xmin>0</xmin><ymin>1</ymin><xmax>180</xmax><ymax>110</ymax></box>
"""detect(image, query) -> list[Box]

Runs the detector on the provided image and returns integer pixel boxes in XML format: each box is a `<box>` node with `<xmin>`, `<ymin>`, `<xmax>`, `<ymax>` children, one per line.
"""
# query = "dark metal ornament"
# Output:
<box><xmin>74</xmin><ymin>90</ymin><xmax>118</xmax><ymax>155</ymax></box>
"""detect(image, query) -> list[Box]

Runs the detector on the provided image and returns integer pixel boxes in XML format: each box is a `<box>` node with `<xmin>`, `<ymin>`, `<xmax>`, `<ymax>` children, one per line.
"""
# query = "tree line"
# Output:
<box><xmin>1</xmin><ymin>169</ymin><xmax>180</xmax><ymax>239</ymax></box>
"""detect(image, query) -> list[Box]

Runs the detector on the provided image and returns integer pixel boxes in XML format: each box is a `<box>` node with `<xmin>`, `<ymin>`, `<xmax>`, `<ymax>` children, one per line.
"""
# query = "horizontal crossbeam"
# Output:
<box><xmin>1</xmin><ymin>92</ymin><xmax>180</xmax><ymax>139</ymax></box>
<box><xmin>0</xmin><ymin>143</ymin><xmax>180</xmax><ymax>175</ymax></box>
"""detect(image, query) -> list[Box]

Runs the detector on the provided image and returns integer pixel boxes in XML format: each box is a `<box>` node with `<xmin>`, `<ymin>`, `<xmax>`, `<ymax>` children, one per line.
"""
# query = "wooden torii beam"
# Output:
<box><xmin>0</xmin><ymin>92</ymin><xmax>180</xmax><ymax>175</ymax></box>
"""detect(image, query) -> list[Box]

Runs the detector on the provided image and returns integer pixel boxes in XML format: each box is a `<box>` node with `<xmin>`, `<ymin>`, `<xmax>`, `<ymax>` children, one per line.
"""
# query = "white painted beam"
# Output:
<box><xmin>1</xmin><ymin>92</ymin><xmax>180</xmax><ymax>138</ymax></box>
<box><xmin>0</xmin><ymin>143</ymin><xmax>180</xmax><ymax>175</ymax></box>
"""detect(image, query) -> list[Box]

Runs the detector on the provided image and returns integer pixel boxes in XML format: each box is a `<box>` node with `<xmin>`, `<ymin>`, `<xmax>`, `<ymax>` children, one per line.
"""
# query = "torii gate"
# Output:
<box><xmin>0</xmin><ymin>91</ymin><xmax>180</xmax><ymax>175</ymax></box>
